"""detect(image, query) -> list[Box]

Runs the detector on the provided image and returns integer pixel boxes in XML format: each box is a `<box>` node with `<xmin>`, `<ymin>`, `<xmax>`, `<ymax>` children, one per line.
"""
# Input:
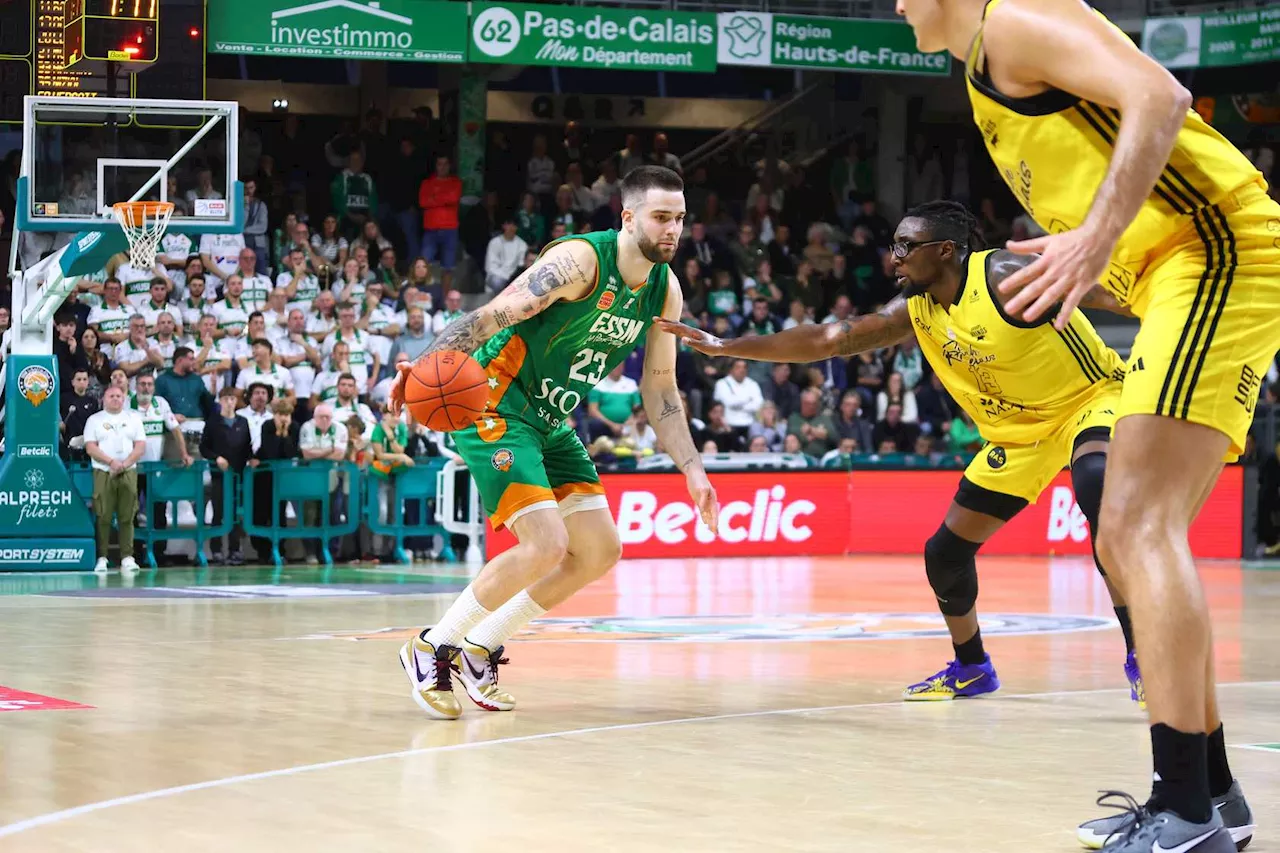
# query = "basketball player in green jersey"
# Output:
<box><xmin>389</xmin><ymin>165</ymin><xmax>719</xmax><ymax>719</ymax></box>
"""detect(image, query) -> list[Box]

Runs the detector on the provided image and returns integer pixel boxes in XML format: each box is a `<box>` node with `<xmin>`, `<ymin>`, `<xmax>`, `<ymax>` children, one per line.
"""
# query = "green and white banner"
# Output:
<box><xmin>469</xmin><ymin>3</ymin><xmax>717</xmax><ymax>71</ymax></box>
<box><xmin>209</xmin><ymin>0</ymin><xmax>468</xmax><ymax>62</ymax></box>
<box><xmin>1143</xmin><ymin>9</ymin><xmax>1280</xmax><ymax>69</ymax></box>
<box><xmin>716</xmin><ymin>12</ymin><xmax>948</xmax><ymax>75</ymax></box>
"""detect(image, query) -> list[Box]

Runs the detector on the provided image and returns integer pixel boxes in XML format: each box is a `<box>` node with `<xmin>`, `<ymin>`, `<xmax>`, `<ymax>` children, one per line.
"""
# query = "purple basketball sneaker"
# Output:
<box><xmin>1124</xmin><ymin>651</ymin><xmax>1145</xmax><ymax>709</ymax></box>
<box><xmin>903</xmin><ymin>654</ymin><xmax>1000</xmax><ymax>701</ymax></box>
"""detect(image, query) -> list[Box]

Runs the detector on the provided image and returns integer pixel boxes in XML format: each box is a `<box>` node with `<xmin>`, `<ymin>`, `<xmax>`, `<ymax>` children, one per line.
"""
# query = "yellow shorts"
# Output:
<box><xmin>962</xmin><ymin>382</ymin><xmax>1122</xmax><ymax>506</ymax></box>
<box><xmin>1118</xmin><ymin>184</ymin><xmax>1280</xmax><ymax>458</ymax></box>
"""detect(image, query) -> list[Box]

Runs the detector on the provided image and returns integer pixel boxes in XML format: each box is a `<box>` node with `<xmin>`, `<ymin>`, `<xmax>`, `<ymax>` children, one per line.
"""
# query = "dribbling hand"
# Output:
<box><xmin>999</xmin><ymin>227</ymin><xmax>1116</xmax><ymax>330</ymax></box>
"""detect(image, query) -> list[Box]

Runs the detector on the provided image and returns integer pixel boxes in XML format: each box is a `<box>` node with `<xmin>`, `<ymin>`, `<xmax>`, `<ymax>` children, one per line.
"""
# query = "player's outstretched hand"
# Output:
<box><xmin>388</xmin><ymin>361</ymin><xmax>413</xmax><ymax>417</ymax></box>
<box><xmin>652</xmin><ymin>318</ymin><xmax>724</xmax><ymax>354</ymax></box>
<box><xmin>999</xmin><ymin>228</ymin><xmax>1116</xmax><ymax>331</ymax></box>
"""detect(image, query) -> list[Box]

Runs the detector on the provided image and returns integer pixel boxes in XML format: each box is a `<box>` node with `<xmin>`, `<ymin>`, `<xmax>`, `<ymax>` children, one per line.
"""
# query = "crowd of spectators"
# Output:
<box><xmin>3</xmin><ymin>107</ymin><xmax>1277</xmax><ymax>564</ymax></box>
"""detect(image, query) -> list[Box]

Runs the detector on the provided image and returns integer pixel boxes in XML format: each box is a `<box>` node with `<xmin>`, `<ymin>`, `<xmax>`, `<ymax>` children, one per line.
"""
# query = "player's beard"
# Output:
<box><xmin>635</xmin><ymin>228</ymin><xmax>674</xmax><ymax>264</ymax></box>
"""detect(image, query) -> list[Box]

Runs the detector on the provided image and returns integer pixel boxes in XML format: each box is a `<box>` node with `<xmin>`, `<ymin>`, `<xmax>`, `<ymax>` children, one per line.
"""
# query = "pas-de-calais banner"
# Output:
<box><xmin>717</xmin><ymin>12</ymin><xmax>950</xmax><ymax>75</ymax></box>
<box><xmin>208</xmin><ymin>0</ymin><xmax>469</xmax><ymax>62</ymax></box>
<box><xmin>484</xmin><ymin>468</ymin><xmax>1242</xmax><ymax>560</ymax></box>
<box><xmin>470</xmin><ymin>2</ymin><xmax>717</xmax><ymax>72</ymax></box>
<box><xmin>1143</xmin><ymin>9</ymin><xmax>1280</xmax><ymax>69</ymax></box>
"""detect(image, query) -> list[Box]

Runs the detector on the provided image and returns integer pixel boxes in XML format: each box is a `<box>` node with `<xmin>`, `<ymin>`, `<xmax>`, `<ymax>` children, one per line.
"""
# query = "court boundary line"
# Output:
<box><xmin>0</xmin><ymin>680</ymin><xmax>1275</xmax><ymax>839</ymax></box>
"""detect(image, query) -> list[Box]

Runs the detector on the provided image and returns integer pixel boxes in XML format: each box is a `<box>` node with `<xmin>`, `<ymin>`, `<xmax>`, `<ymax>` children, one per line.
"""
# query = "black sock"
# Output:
<box><xmin>1150</xmin><ymin>723</ymin><xmax>1212</xmax><ymax>823</ymax></box>
<box><xmin>1207</xmin><ymin>724</ymin><xmax>1235</xmax><ymax>797</ymax></box>
<box><xmin>953</xmin><ymin>628</ymin><xmax>986</xmax><ymax>666</ymax></box>
<box><xmin>1115</xmin><ymin>606</ymin><xmax>1135</xmax><ymax>654</ymax></box>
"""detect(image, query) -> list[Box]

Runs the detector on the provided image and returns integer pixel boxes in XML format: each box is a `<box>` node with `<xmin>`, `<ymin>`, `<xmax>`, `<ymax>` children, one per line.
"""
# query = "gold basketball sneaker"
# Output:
<box><xmin>456</xmin><ymin>641</ymin><xmax>516</xmax><ymax>711</ymax></box>
<box><xmin>398</xmin><ymin>632</ymin><xmax>462</xmax><ymax>720</ymax></box>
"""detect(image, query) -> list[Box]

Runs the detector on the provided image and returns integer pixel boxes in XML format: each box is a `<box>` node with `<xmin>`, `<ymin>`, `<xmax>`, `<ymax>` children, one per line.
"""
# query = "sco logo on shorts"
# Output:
<box><xmin>987</xmin><ymin>446</ymin><xmax>1007</xmax><ymax>469</ymax></box>
<box><xmin>491</xmin><ymin>448</ymin><xmax>515</xmax><ymax>472</ymax></box>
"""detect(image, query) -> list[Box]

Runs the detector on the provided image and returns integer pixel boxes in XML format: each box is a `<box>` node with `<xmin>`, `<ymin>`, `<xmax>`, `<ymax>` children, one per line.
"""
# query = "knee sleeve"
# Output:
<box><xmin>1070</xmin><ymin>450</ymin><xmax>1109</xmax><ymax>576</ymax></box>
<box><xmin>924</xmin><ymin>525</ymin><xmax>982</xmax><ymax>617</ymax></box>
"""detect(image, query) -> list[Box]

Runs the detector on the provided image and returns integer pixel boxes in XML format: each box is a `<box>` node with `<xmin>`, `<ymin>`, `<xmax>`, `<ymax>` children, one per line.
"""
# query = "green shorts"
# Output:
<box><xmin>452</xmin><ymin>415</ymin><xmax>607</xmax><ymax>531</ymax></box>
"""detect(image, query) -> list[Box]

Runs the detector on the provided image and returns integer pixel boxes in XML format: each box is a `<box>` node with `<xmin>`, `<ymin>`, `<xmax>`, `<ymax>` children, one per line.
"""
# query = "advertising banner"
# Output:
<box><xmin>485</xmin><ymin>468</ymin><xmax>1243</xmax><ymax>560</ymax></box>
<box><xmin>470</xmin><ymin>3</ymin><xmax>717</xmax><ymax>71</ymax></box>
<box><xmin>209</xmin><ymin>0</ymin><xmax>468</xmax><ymax>62</ymax></box>
<box><xmin>717</xmin><ymin>12</ymin><xmax>949</xmax><ymax>75</ymax></box>
<box><xmin>1143</xmin><ymin>10</ymin><xmax>1280</xmax><ymax>69</ymax></box>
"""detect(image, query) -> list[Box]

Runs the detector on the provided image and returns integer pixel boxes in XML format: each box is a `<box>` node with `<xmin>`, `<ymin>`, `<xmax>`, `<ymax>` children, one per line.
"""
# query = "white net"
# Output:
<box><xmin>111</xmin><ymin>201</ymin><xmax>175</xmax><ymax>269</ymax></box>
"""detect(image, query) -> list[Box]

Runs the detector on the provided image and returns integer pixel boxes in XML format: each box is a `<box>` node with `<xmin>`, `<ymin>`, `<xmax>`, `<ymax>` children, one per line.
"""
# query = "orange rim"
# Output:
<box><xmin>112</xmin><ymin>201</ymin><xmax>175</xmax><ymax>227</ymax></box>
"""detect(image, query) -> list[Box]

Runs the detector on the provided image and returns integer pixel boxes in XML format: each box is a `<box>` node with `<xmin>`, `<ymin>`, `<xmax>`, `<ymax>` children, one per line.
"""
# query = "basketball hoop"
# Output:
<box><xmin>111</xmin><ymin>201</ymin><xmax>175</xmax><ymax>269</ymax></box>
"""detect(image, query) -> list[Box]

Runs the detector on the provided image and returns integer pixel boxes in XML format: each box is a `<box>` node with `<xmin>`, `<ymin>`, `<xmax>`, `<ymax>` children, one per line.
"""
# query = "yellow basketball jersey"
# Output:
<box><xmin>908</xmin><ymin>249</ymin><xmax>1126</xmax><ymax>444</ymax></box>
<box><xmin>965</xmin><ymin>0</ymin><xmax>1265</xmax><ymax>309</ymax></box>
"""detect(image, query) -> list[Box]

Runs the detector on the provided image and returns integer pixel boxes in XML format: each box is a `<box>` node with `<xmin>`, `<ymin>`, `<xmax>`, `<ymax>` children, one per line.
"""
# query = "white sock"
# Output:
<box><xmin>423</xmin><ymin>587</ymin><xmax>492</xmax><ymax>649</ymax></box>
<box><xmin>465</xmin><ymin>590</ymin><xmax>547</xmax><ymax>650</ymax></box>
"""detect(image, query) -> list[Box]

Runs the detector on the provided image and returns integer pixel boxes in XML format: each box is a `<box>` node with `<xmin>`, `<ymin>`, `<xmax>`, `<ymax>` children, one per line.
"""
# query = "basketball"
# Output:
<box><xmin>403</xmin><ymin>351</ymin><xmax>490</xmax><ymax>432</ymax></box>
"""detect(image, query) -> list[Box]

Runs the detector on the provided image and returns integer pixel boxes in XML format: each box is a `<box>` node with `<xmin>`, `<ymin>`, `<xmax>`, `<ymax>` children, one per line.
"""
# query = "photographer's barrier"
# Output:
<box><xmin>436</xmin><ymin>459</ymin><xmax>486</xmax><ymax>564</ymax></box>
<box><xmin>363</xmin><ymin>459</ymin><xmax>456</xmax><ymax>564</ymax></box>
<box><xmin>242</xmin><ymin>460</ymin><xmax>361</xmax><ymax>567</ymax></box>
<box><xmin>485</xmin><ymin>466</ymin><xmax>1245</xmax><ymax>560</ymax></box>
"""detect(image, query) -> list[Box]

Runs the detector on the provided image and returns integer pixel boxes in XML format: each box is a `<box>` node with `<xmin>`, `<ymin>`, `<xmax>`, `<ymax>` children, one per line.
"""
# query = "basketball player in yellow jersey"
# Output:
<box><xmin>896</xmin><ymin>0</ymin><xmax>1269</xmax><ymax>849</ymax></box>
<box><xmin>659</xmin><ymin>200</ymin><xmax>1144</xmax><ymax>700</ymax></box>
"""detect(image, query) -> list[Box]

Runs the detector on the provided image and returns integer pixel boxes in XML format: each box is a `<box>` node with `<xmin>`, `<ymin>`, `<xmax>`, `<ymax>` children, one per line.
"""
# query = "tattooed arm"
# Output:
<box><xmin>422</xmin><ymin>240</ymin><xmax>597</xmax><ymax>358</ymax></box>
<box><xmin>654</xmin><ymin>296</ymin><xmax>913</xmax><ymax>362</ymax></box>
<box><xmin>641</xmin><ymin>272</ymin><xmax>719</xmax><ymax>531</ymax></box>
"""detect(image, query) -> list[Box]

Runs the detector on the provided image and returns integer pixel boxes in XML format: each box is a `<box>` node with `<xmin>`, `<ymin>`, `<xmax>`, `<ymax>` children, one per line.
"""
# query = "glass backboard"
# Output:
<box><xmin>17</xmin><ymin>95</ymin><xmax>243</xmax><ymax>235</ymax></box>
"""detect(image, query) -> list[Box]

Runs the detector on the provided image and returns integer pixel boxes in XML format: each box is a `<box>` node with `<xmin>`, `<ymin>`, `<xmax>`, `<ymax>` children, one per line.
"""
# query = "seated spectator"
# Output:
<box><xmin>89</xmin><ymin>278</ymin><xmax>136</xmax><ymax>346</ymax></box>
<box><xmin>893</xmin><ymin>337</ymin><xmax>925</xmax><ymax>390</ymax></box>
<box><xmin>743</xmin><ymin>261</ymin><xmax>785</xmax><ymax>315</ymax></box>
<box><xmin>138</xmin><ymin>278</ymin><xmax>183</xmax><ymax>337</ymax></box>
<box><xmin>371</xmin><ymin>352</ymin><xmax>410</xmax><ymax>407</ymax></box>
<box><xmin>148</xmin><ymin>312</ymin><xmax>181</xmax><ymax>371</ymax></box>
<box><xmin>789</xmin><ymin>260</ymin><xmax>825</xmax><ymax>316</ymax></box>
<box><xmin>782</xmin><ymin>299</ymin><xmax>813</xmax><ymax>331</ymax></box>
<box><xmin>352</xmin><ymin>219</ymin><xmax>392</xmax><ymax>258</ymax></box>
<box><xmin>391</xmin><ymin>307</ymin><xmax>433</xmax><ymax>363</ymax></box>
<box><xmin>485</xmin><ymin>216</ymin><xmax>529</xmax><ymax>293</ymax></box>
<box><xmin>516</xmin><ymin>191</ymin><xmax>547</xmax><ymax>250</ymax></box>
<box><xmin>700</xmin><ymin>192</ymin><xmax>737</xmax><ymax>245</ymax></box>
<box><xmin>307</xmin><ymin>290</ymin><xmax>339</xmax><ymax>344</ymax></box>
<box><xmin>769</xmin><ymin>223</ymin><xmax>797</xmax><ymax>276</ymax></box>
<box><xmin>802</xmin><ymin>223</ymin><xmax>836</xmax><ymax>275</ymax></box>
<box><xmin>323</xmin><ymin>303</ymin><xmax>380</xmax><ymax>396</ymax></box>
<box><xmin>834</xmin><ymin>391</ymin><xmax>874</xmax><ymax>452</ymax></box>
<box><xmin>373</xmin><ymin>247</ymin><xmax>401</xmax><ymax>295</ymax></box>
<box><xmin>311</xmin><ymin>214</ymin><xmax>350</xmax><ymax>273</ymax></box>
<box><xmin>748</xmin><ymin>435</ymin><xmax>770</xmax><ymax>453</ymax></box>
<box><xmin>178</xmin><ymin>273</ymin><xmax>212</xmax><ymax>330</ymax></box>
<box><xmin>235</xmin><ymin>338</ymin><xmax>296</xmax><ymax>405</ymax></box>
<box><xmin>81</xmin><ymin>327</ymin><xmax>113</xmax><ymax>395</ymax></box>
<box><xmin>851</xmin><ymin>350</ymin><xmax>885</xmax><ymax>410</ymax></box>
<box><xmin>332</xmin><ymin>150</ymin><xmax>378</xmax><ymax>239</ymax></box>
<box><xmin>822</xmin><ymin>294</ymin><xmax>854</xmax><ymax>326</ymax></box>
<box><xmin>698</xmin><ymin>402</ymin><xmax>744</xmax><ymax>453</ymax></box>
<box><xmin>679</xmin><ymin>258</ymin><xmax>709</xmax><ymax>316</ymax></box>
<box><xmin>876</xmin><ymin>371</ymin><xmax>919</xmax><ymax>423</ymax></box>
<box><xmin>213</xmin><ymin>274</ymin><xmax>251</xmax><ymax>340</ymax></box>
<box><xmin>851</xmin><ymin>196</ymin><xmax>893</xmax><ymax>248</ymax></box>
<box><xmin>330</xmin><ymin>373</ymin><xmax>377</xmax><ymax>435</ymax></box>
<box><xmin>714</xmin><ymin>359</ymin><xmax>763</xmax><ymax>438</ymax></box>
<box><xmin>359</xmin><ymin>282</ymin><xmax>403</xmax><ymax>369</ymax></box>
<box><xmin>185</xmin><ymin>314</ymin><xmax>234</xmax><ymax>395</ymax></box>
<box><xmin>911</xmin><ymin>434</ymin><xmax>939</xmax><ymax>465</ymax></box>
<box><xmin>747</xmin><ymin>194</ymin><xmax>778</xmax><ymax>245</ymax></box>
<box><xmin>83</xmin><ymin>385</ymin><xmax>146</xmax><ymax>573</ymax></box>
<box><xmin>201</xmin><ymin>387</ymin><xmax>254</xmax><ymax>565</ymax></box>
<box><xmin>114</xmin><ymin>315</ymin><xmax>164</xmax><ymax>385</ymax></box>
<box><xmin>742</xmin><ymin>298</ymin><xmax>782</xmax><ymax>337</ymax></box>
<box><xmin>564</xmin><ymin>162</ymin><xmax>600</xmax><ymax>217</ymax></box>
<box><xmin>787</xmin><ymin>389</ymin><xmax>837</xmax><ymax>458</ymax></box>
<box><xmin>550</xmin><ymin>184</ymin><xmax>579</xmax><ymax>233</ymax></box>
<box><xmin>848</xmin><ymin>226</ymin><xmax>887</xmax><ymax>314</ymax></box>
<box><xmin>401</xmin><ymin>257</ymin><xmax>439</xmax><ymax>312</ymax></box>
<box><xmin>916</xmin><ymin>371</ymin><xmax>954</xmax><ymax>436</ymax></box>
<box><xmin>678</xmin><ymin>221</ymin><xmax>726</xmax><ymax>276</ymax></box>
<box><xmin>334</xmin><ymin>259</ymin><xmax>368</xmax><ymax>306</ymax></box>
<box><xmin>820</xmin><ymin>437</ymin><xmax>860</xmax><ymax>469</ymax></box>
<box><xmin>261</xmin><ymin>288</ymin><xmax>291</xmax><ymax>339</ymax></box>
<box><xmin>874</xmin><ymin>402</ymin><xmax>921</xmax><ymax>453</ymax></box>
<box><xmin>824</xmin><ymin>256</ymin><xmax>855</xmax><ymax>306</ymax></box>
<box><xmin>311</xmin><ymin>341</ymin><xmax>351</xmax><ymax>408</ymax></box>
<box><xmin>765</xmin><ymin>363</ymin><xmax>801</xmax><ymax>420</ymax></box>
<box><xmin>705</xmin><ymin>270</ymin><xmax>740</xmax><ymax>324</ymax></box>
<box><xmin>587</xmin><ymin>364</ymin><xmax>641</xmax><ymax>441</ymax></box>
<box><xmin>591</xmin><ymin>158</ymin><xmax>622</xmax><ymax>211</ymax></box>
<box><xmin>432</xmin><ymin>289</ymin><xmax>466</xmax><ymax>336</ymax></box>
<box><xmin>948</xmin><ymin>410</ymin><xmax>983</xmax><ymax>454</ymax></box>
<box><xmin>622</xmin><ymin>404</ymin><xmax>657</xmax><ymax>453</ymax></box>
<box><xmin>782</xmin><ymin>433</ymin><xmax>804</xmax><ymax>454</ymax></box>
<box><xmin>55</xmin><ymin>313</ymin><xmax>88</xmax><ymax>388</ymax></box>
<box><xmin>748</xmin><ymin>400</ymin><xmax>787</xmax><ymax>452</ymax></box>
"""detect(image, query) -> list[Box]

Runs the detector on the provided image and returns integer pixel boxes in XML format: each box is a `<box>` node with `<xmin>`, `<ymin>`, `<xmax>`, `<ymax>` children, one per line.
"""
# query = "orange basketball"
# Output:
<box><xmin>403</xmin><ymin>351</ymin><xmax>490</xmax><ymax>432</ymax></box>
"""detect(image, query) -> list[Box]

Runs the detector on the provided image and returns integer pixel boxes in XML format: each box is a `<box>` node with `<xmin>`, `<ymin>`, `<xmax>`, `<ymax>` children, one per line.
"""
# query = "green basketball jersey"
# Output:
<box><xmin>473</xmin><ymin>230</ymin><xmax>670</xmax><ymax>435</ymax></box>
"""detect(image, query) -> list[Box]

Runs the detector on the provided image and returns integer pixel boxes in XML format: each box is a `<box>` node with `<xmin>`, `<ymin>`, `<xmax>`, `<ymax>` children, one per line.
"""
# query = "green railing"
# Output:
<box><xmin>241</xmin><ymin>460</ymin><xmax>362</xmax><ymax>567</ymax></box>
<box><xmin>362</xmin><ymin>459</ymin><xmax>456</xmax><ymax>565</ymax></box>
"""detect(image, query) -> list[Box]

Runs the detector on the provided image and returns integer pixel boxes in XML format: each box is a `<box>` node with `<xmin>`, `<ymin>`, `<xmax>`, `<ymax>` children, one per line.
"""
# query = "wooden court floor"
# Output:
<box><xmin>0</xmin><ymin>556</ymin><xmax>1276</xmax><ymax>852</ymax></box>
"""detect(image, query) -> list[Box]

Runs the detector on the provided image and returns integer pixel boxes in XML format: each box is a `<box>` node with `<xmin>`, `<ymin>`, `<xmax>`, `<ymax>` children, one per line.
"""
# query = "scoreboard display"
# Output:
<box><xmin>0</xmin><ymin>0</ymin><xmax>203</xmax><ymax>118</ymax></box>
<box><xmin>62</xmin><ymin>0</ymin><xmax>158</xmax><ymax>66</ymax></box>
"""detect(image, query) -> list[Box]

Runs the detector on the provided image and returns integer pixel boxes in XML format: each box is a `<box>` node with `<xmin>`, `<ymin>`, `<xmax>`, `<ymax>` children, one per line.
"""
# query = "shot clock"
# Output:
<box><xmin>62</xmin><ymin>0</ymin><xmax>159</xmax><ymax>68</ymax></box>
